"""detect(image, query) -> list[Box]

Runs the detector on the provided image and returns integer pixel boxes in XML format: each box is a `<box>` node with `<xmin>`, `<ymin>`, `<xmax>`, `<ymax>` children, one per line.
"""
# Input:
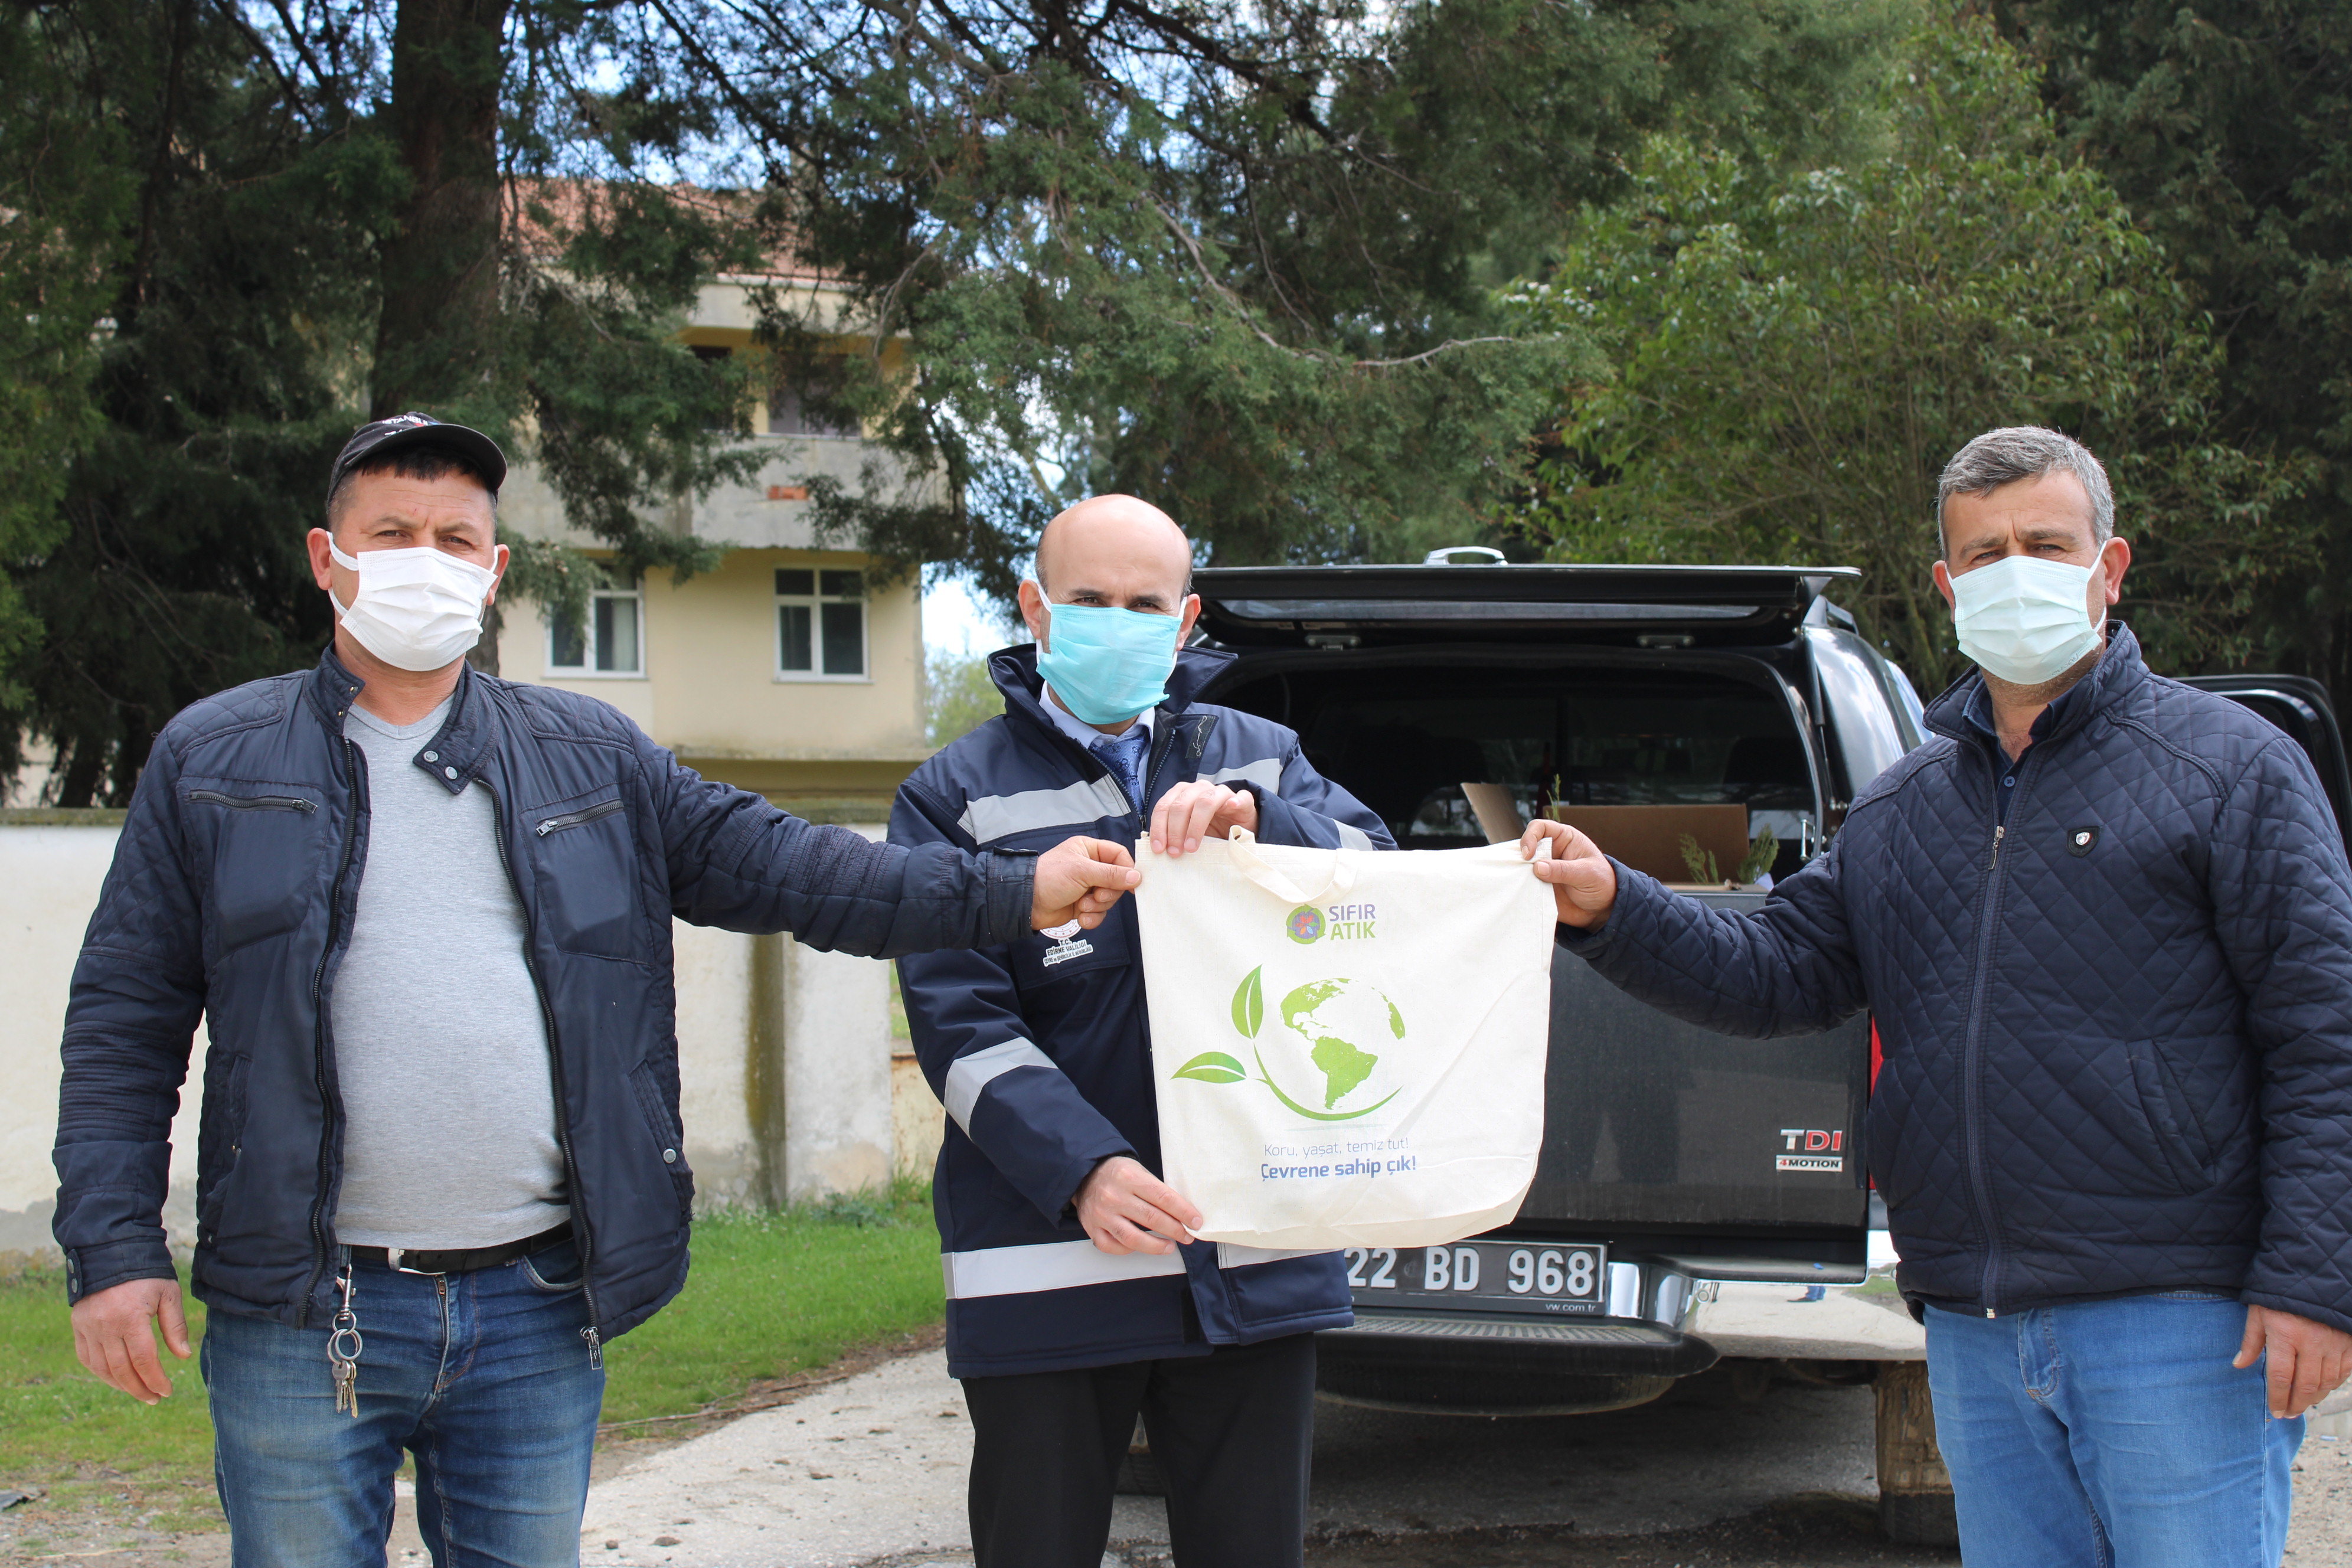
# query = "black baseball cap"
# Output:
<box><xmin>329</xmin><ymin>413</ymin><xmax>508</xmax><ymax>498</ymax></box>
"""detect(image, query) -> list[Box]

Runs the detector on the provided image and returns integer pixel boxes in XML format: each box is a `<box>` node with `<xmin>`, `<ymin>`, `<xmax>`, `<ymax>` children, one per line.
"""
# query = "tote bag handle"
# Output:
<box><xmin>1223</xmin><ymin>828</ymin><xmax>1358</xmax><ymax>904</ymax></box>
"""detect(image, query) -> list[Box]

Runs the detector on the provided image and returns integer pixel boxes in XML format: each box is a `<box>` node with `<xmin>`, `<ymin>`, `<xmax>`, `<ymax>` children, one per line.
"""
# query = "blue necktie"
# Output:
<box><xmin>1092</xmin><ymin>728</ymin><xmax>1149</xmax><ymax>809</ymax></box>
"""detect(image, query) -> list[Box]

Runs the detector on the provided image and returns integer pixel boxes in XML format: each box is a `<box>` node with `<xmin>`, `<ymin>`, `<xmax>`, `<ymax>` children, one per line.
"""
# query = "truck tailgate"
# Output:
<box><xmin>1530</xmin><ymin>889</ymin><xmax>1870</xmax><ymax>1272</ymax></box>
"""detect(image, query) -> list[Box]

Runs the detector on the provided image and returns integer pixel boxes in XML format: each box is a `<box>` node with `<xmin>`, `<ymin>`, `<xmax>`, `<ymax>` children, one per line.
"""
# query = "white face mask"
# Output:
<box><xmin>1950</xmin><ymin>553</ymin><xmax>2106</xmax><ymax>687</ymax></box>
<box><xmin>329</xmin><ymin>542</ymin><xmax>503</xmax><ymax>672</ymax></box>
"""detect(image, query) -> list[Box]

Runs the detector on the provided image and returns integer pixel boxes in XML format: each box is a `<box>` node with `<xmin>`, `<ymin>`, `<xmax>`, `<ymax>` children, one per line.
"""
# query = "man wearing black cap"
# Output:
<box><xmin>52</xmin><ymin>414</ymin><xmax>1141</xmax><ymax>1567</ymax></box>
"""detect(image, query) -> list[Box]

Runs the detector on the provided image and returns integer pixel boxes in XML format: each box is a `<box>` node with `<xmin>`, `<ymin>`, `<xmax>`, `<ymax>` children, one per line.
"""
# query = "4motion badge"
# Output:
<box><xmin>1776</xmin><ymin>1128</ymin><xmax>1845</xmax><ymax>1172</ymax></box>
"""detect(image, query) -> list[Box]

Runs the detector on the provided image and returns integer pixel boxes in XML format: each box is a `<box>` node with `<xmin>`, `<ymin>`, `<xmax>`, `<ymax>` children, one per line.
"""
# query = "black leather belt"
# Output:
<box><xmin>348</xmin><ymin>1221</ymin><xmax>573</xmax><ymax>1276</ymax></box>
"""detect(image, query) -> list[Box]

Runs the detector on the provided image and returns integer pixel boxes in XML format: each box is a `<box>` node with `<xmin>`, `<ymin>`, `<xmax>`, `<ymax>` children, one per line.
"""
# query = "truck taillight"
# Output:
<box><xmin>1867</xmin><ymin>1017</ymin><xmax>1881</xmax><ymax>1192</ymax></box>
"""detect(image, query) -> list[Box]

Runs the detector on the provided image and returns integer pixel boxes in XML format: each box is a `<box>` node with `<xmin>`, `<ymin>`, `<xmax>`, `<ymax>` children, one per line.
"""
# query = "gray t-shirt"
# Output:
<box><xmin>332</xmin><ymin>699</ymin><xmax>569</xmax><ymax>1249</ymax></box>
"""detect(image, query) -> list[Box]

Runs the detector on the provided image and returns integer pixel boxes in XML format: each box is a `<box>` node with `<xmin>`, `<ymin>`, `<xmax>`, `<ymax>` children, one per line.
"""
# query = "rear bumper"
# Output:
<box><xmin>1322</xmin><ymin>1309</ymin><xmax>1719</xmax><ymax>1380</ymax></box>
<box><xmin>1685</xmin><ymin>1231</ymin><xmax>1926</xmax><ymax>1364</ymax></box>
<box><xmin>1314</xmin><ymin>1239</ymin><xmax>1923</xmax><ymax>1412</ymax></box>
<box><xmin>1315</xmin><ymin>1255</ymin><xmax>1717</xmax><ymax>1412</ymax></box>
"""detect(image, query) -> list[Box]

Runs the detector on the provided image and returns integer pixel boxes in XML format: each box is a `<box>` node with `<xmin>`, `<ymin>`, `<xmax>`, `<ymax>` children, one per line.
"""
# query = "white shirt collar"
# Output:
<box><xmin>1039</xmin><ymin>683</ymin><xmax>1155</xmax><ymax>752</ymax></box>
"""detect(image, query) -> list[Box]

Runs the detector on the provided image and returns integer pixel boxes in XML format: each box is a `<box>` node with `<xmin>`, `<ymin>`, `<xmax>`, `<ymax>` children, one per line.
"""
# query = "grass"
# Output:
<box><xmin>0</xmin><ymin>1260</ymin><xmax>220</xmax><ymax>1534</ymax></box>
<box><xmin>0</xmin><ymin>1182</ymin><xmax>946</xmax><ymax>1531</ymax></box>
<box><xmin>596</xmin><ymin>1180</ymin><xmax>943</xmax><ymax>1425</ymax></box>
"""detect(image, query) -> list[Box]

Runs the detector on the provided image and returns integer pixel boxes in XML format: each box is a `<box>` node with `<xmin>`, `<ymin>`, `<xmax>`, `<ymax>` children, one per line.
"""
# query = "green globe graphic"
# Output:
<box><xmin>1278</xmin><ymin>978</ymin><xmax>1407</xmax><ymax>1109</ymax></box>
<box><xmin>1172</xmin><ymin>966</ymin><xmax>1409</xmax><ymax>1122</ymax></box>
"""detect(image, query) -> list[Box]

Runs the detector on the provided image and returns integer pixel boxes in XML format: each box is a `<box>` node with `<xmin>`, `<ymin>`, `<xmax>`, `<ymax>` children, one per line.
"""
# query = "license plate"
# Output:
<box><xmin>1343</xmin><ymin>1241</ymin><xmax>1609</xmax><ymax>1315</ymax></box>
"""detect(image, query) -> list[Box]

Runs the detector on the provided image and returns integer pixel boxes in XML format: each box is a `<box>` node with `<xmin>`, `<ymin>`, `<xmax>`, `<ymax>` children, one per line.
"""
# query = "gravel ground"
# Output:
<box><xmin>5</xmin><ymin>1359</ymin><xmax>2348</xmax><ymax>1566</ymax></box>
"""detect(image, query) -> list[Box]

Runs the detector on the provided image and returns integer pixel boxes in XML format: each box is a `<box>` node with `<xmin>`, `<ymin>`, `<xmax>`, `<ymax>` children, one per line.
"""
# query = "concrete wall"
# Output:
<box><xmin>0</xmin><ymin>822</ymin><xmax>207</xmax><ymax>1255</ymax></box>
<box><xmin>0</xmin><ymin>819</ymin><xmax>919</xmax><ymax>1260</ymax></box>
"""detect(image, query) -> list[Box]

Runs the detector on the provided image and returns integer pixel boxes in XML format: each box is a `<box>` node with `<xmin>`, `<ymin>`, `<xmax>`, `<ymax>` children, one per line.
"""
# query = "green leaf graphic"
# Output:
<box><xmin>1231</xmin><ymin>966</ymin><xmax>1264</xmax><ymax>1038</ymax></box>
<box><xmin>1174</xmin><ymin>1052</ymin><xmax>1248</xmax><ymax>1084</ymax></box>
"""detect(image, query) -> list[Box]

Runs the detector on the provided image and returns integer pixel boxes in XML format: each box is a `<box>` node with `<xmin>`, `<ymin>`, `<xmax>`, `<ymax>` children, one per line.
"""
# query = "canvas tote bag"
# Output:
<box><xmin>1132</xmin><ymin>828</ymin><xmax>1557</xmax><ymax>1250</ymax></box>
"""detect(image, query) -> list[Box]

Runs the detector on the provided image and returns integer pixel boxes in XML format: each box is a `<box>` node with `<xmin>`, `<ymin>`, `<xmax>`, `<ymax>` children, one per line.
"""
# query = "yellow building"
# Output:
<box><xmin>495</xmin><ymin>273</ymin><xmax>934</xmax><ymax>808</ymax></box>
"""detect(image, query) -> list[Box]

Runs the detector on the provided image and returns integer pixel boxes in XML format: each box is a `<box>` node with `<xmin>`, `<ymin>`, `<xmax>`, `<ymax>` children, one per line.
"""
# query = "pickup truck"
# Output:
<box><xmin>1180</xmin><ymin>554</ymin><xmax>2352</xmax><ymax>1541</ymax></box>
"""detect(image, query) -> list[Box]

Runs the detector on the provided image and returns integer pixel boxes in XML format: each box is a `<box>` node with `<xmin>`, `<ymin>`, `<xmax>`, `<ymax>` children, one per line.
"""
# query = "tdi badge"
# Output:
<box><xmin>2067</xmin><ymin>825</ymin><xmax>2099</xmax><ymax>857</ymax></box>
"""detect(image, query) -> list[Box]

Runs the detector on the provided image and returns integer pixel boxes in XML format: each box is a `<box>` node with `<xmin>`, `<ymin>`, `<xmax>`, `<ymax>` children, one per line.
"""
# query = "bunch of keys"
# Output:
<box><xmin>327</xmin><ymin>1265</ymin><xmax>363</xmax><ymax>1417</ymax></box>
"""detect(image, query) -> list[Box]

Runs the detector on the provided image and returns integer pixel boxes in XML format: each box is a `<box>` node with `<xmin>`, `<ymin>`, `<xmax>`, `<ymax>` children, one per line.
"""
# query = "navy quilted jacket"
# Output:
<box><xmin>1563</xmin><ymin>626</ymin><xmax>2352</xmax><ymax>1329</ymax></box>
<box><xmin>892</xmin><ymin>646</ymin><xmax>1394</xmax><ymax>1377</ymax></box>
<box><xmin>54</xmin><ymin>650</ymin><xmax>1037</xmax><ymax>1344</ymax></box>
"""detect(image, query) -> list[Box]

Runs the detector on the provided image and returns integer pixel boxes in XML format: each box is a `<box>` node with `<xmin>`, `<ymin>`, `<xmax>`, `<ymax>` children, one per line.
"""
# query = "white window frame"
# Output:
<box><xmin>775</xmin><ymin>567</ymin><xmax>870</xmax><ymax>682</ymax></box>
<box><xmin>544</xmin><ymin>582</ymin><xmax>647</xmax><ymax>679</ymax></box>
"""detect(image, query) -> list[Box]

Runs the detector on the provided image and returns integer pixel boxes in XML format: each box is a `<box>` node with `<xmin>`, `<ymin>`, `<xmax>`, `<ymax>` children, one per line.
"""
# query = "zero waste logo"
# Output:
<box><xmin>1172</xmin><ymin>965</ymin><xmax>1406</xmax><ymax>1122</ymax></box>
<box><xmin>1286</xmin><ymin>906</ymin><xmax>1324</xmax><ymax>943</ymax></box>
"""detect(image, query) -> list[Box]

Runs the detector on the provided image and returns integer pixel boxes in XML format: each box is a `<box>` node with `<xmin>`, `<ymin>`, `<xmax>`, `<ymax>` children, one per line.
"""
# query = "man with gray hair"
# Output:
<box><xmin>1521</xmin><ymin>425</ymin><xmax>2352</xmax><ymax>1564</ymax></box>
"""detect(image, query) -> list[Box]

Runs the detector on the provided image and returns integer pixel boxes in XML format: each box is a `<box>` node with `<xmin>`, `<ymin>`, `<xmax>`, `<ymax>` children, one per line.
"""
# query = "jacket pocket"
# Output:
<box><xmin>524</xmin><ymin>790</ymin><xmax>643</xmax><ymax>959</ymax></box>
<box><xmin>1008</xmin><ymin>908</ymin><xmax>1131</xmax><ymax>990</ymax></box>
<box><xmin>189</xmin><ymin>789</ymin><xmax>316</xmax><ymax>814</ymax></box>
<box><xmin>185</xmin><ymin>779</ymin><xmax>330</xmax><ymax>953</ymax></box>
<box><xmin>628</xmin><ymin>1060</ymin><xmax>694</xmax><ymax>1220</ymax></box>
<box><xmin>2125</xmin><ymin>1038</ymin><xmax>2214</xmax><ymax>1194</ymax></box>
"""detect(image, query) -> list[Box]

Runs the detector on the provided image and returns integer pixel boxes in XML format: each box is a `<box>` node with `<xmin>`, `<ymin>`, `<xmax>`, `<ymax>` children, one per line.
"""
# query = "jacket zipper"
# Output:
<box><xmin>298</xmin><ymin>739</ymin><xmax>367</xmax><ymax>1325</ymax></box>
<box><xmin>1140</xmin><ymin>720</ymin><xmax>1181</xmax><ymax>809</ymax></box>
<box><xmin>535</xmin><ymin>798</ymin><xmax>623</xmax><ymax>837</ymax></box>
<box><xmin>478</xmin><ymin>773</ymin><xmax>606</xmax><ymax>1365</ymax></box>
<box><xmin>191</xmin><ymin>789</ymin><xmax>317</xmax><ymax>814</ymax></box>
<box><xmin>1956</xmin><ymin>746</ymin><xmax>2042</xmax><ymax>1318</ymax></box>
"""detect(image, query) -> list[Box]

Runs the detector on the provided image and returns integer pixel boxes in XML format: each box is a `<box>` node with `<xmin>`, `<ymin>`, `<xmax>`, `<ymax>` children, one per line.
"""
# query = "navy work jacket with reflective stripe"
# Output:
<box><xmin>54</xmin><ymin>649</ymin><xmax>1037</xmax><ymax>1342</ymax></box>
<box><xmin>892</xmin><ymin>645</ymin><xmax>1396</xmax><ymax>1377</ymax></box>
<box><xmin>1563</xmin><ymin>626</ymin><xmax>2352</xmax><ymax>1331</ymax></box>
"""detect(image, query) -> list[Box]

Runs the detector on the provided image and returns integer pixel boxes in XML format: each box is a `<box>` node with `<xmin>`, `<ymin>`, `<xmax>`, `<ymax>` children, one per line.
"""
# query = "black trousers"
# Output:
<box><xmin>961</xmin><ymin>1332</ymin><xmax>1318</xmax><ymax>1568</ymax></box>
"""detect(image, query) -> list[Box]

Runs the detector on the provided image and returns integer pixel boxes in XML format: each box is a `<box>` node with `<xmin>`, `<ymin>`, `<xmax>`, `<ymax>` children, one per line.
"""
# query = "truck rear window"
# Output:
<box><xmin>1217</xmin><ymin>667</ymin><xmax>1816</xmax><ymax>877</ymax></box>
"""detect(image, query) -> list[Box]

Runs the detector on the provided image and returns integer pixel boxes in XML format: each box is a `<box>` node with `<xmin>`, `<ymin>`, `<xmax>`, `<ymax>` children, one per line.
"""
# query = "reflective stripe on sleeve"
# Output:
<box><xmin>942</xmin><ymin>1039</ymin><xmax>1059</xmax><ymax>1132</ymax></box>
<box><xmin>941</xmin><ymin>1239</ymin><xmax>1189</xmax><ymax>1299</ymax></box>
<box><xmin>1195</xmin><ymin>757</ymin><xmax>1284</xmax><ymax>795</ymax></box>
<box><xmin>956</xmin><ymin>776</ymin><xmax>1130</xmax><ymax>843</ymax></box>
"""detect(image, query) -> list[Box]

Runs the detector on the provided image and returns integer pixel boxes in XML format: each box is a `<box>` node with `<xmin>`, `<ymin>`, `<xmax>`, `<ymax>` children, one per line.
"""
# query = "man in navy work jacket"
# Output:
<box><xmin>1523</xmin><ymin>427</ymin><xmax>2352</xmax><ymax>1567</ymax></box>
<box><xmin>54</xmin><ymin>414</ymin><xmax>1139</xmax><ymax>1568</ymax></box>
<box><xmin>892</xmin><ymin>494</ymin><xmax>1394</xmax><ymax>1568</ymax></box>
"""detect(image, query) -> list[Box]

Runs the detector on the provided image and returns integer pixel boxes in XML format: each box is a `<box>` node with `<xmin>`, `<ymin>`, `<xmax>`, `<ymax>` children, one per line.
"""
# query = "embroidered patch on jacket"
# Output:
<box><xmin>2067</xmin><ymin>826</ymin><xmax>2099</xmax><ymax>857</ymax></box>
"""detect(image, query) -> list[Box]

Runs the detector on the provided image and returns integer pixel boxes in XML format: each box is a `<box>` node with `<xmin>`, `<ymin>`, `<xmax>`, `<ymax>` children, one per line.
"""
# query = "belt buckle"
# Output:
<box><xmin>387</xmin><ymin>1247</ymin><xmax>444</xmax><ymax>1276</ymax></box>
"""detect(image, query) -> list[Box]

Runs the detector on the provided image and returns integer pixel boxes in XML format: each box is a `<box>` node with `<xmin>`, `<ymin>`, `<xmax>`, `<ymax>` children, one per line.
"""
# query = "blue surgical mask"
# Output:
<box><xmin>1036</xmin><ymin>600</ymin><xmax>1183</xmax><ymax>726</ymax></box>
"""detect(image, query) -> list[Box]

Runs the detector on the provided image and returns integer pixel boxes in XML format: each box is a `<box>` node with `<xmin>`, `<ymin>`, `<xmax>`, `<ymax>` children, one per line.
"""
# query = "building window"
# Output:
<box><xmin>767</xmin><ymin>380</ymin><xmax>860</xmax><ymax>437</ymax></box>
<box><xmin>547</xmin><ymin>582</ymin><xmax>644</xmax><ymax>676</ymax></box>
<box><xmin>776</xmin><ymin>568</ymin><xmax>867</xmax><ymax>680</ymax></box>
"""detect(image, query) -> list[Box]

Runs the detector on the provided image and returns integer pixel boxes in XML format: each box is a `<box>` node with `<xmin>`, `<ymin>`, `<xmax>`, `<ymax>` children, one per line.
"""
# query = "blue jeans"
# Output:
<box><xmin>1926</xmin><ymin>1293</ymin><xmax>2303</xmax><ymax>1567</ymax></box>
<box><xmin>202</xmin><ymin>1239</ymin><xmax>605</xmax><ymax>1568</ymax></box>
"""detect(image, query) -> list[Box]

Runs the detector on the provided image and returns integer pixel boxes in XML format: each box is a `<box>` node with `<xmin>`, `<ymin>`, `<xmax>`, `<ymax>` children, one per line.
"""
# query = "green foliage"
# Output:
<box><xmin>925</xmin><ymin>647</ymin><xmax>1005</xmax><ymax>748</ymax></box>
<box><xmin>1997</xmin><ymin>0</ymin><xmax>2352</xmax><ymax>696</ymax></box>
<box><xmin>0</xmin><ymin>1</ymin><xmax>766</xmax><ymax>803</ymax></box>
<box><xmin>633</xmin><ymin>0</ymin><xmax>1903</xmax><ymax>595</ymax></box>
<box><xmin>2</xmin><ymin>0</ymin><xmax>409</xmax><ymax>805</ymax></box>
<box><xmin>0</xmin><ymin>7</ymin><xmax>132</xmax><ymax>722</ymax></box>
<box><xmin>1507</xmin><ymin>18</ymin><xmax>2312</xmax><ymax>690</ymax></box>
<box><xmin>492</xmin><ymin>184</ymin><xmax>773</xmax><ymax>595</ymax></box>
<box><xmin>1678</xmin><ymin>826</ymin><xmax>1778</xmax><ymax>885</ymax></box>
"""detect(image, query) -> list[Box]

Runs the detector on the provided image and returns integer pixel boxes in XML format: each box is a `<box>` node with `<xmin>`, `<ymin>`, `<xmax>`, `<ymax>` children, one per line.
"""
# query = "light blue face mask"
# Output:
<box><xmin>1035</xmin><ymin>600</ymin><xmax>1184</xmax><ymax>726</ymax></box>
